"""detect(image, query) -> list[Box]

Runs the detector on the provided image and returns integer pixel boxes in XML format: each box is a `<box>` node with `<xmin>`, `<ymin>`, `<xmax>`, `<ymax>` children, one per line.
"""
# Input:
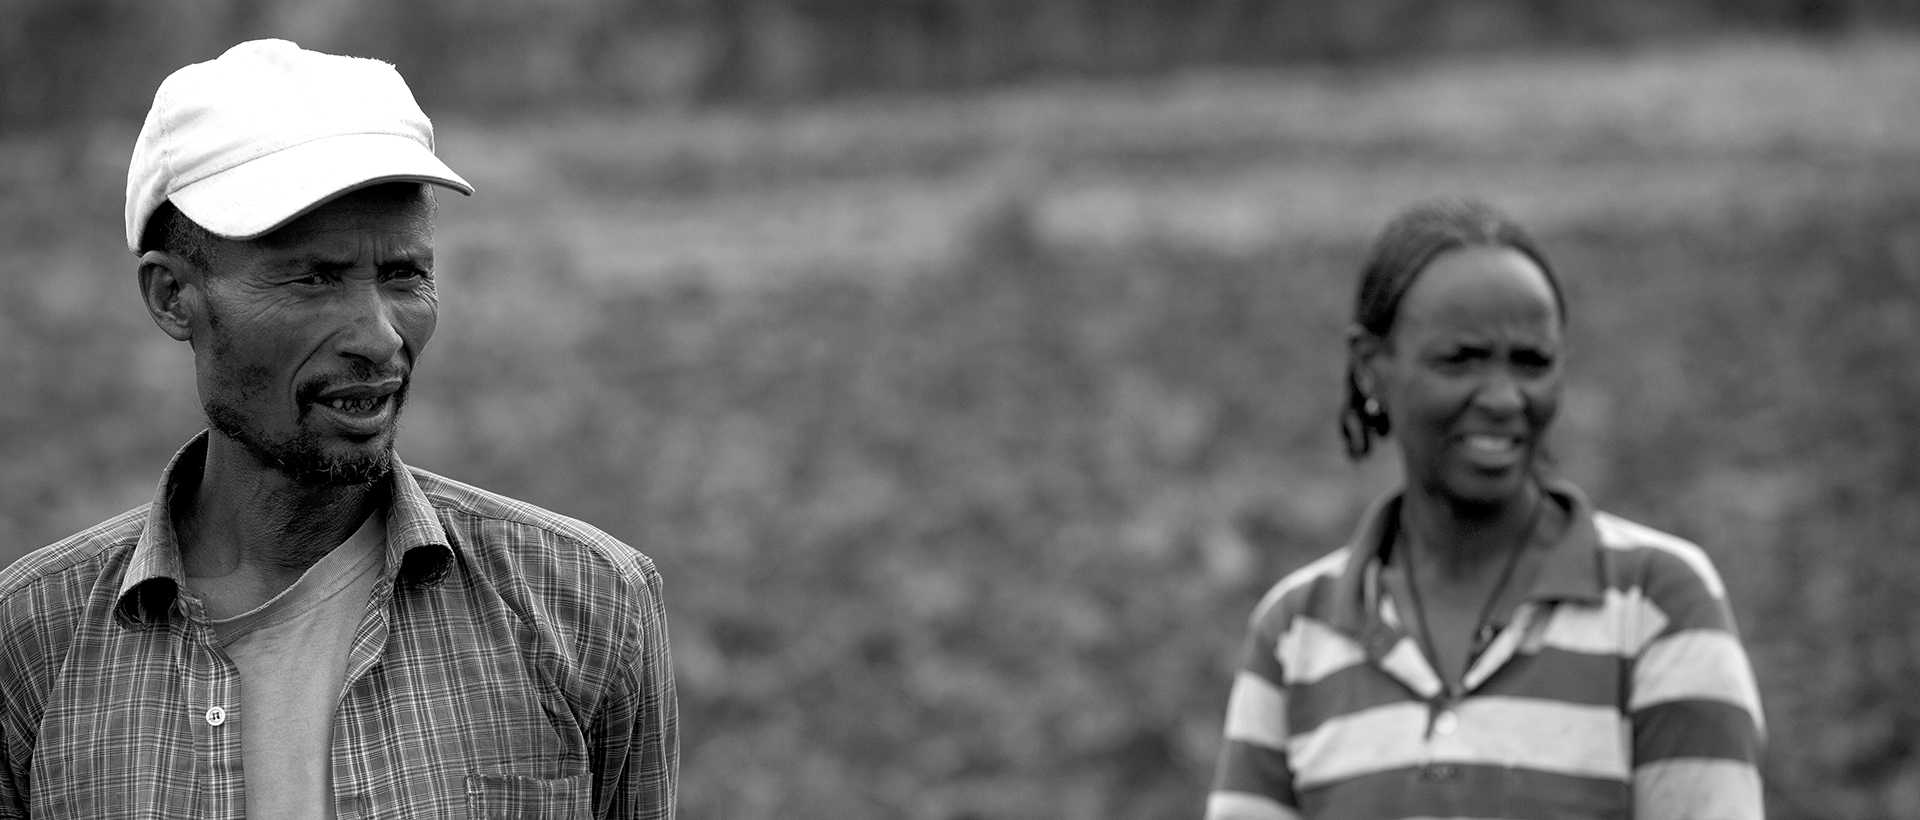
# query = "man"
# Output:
<box><xmin>0</xmin><ymin>40</ymin><xmax>676</xmax><ymax>818</ymax></box>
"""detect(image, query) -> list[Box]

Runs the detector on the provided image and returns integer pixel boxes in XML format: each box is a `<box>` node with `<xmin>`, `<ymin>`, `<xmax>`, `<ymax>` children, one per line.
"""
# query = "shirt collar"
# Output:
<box><xmin>1322</xmin><ymin>477</ymin><xmax>1608</xmax><ymax>638</ymax></box>
<box><xmin>114</xmin><ymin>431</ymin><xmax>455</xmax><ymax>628</ymax></box>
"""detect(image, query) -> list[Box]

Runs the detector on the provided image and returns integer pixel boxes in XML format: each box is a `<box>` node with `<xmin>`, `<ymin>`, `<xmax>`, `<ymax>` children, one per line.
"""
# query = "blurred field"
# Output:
<box><xmin>5</xmin><ymin>36</ymin><xmax>1920</xmax><ymax>819</ymax></box>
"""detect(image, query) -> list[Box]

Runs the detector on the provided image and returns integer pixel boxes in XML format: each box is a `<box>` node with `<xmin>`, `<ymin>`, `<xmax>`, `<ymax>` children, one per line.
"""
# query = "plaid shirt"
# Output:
<box><xmin>0</xmin><ymin>432</ymin><xmax>677</xmax><ymax>819</ymax></box>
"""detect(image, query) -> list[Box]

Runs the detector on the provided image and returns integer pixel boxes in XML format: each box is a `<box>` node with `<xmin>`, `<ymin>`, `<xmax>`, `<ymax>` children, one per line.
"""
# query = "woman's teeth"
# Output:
<box><xmin>1465</xmin><ymin>435</ymin><xmax>1518</xmax><ymax>452</ymax></box>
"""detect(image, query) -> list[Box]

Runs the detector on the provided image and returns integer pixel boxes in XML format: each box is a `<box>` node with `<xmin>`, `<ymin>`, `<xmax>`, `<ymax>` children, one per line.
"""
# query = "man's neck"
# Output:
<box><xmin>176</xmin><ymin>432</ymin><xmax>382</xmax><ymax>610</ymax></box>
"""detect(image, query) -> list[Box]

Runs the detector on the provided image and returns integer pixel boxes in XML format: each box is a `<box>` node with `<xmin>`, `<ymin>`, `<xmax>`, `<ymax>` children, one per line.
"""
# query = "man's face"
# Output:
<box><xmin>191</xmin><ymin>184</ymin><xmax>438</xmax><ymax>485</ymax></box>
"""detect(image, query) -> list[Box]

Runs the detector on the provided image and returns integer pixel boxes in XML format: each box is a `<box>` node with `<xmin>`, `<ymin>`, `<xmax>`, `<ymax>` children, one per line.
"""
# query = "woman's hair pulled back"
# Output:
<box><xmin>1339</xmin><ymin>198</ymin><xmax>1566</xmax><ymax>459</ymax></box>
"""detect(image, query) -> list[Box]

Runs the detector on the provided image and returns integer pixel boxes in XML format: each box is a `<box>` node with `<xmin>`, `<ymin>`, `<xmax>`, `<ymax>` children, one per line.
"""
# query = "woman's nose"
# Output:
<box><xmin>1473</xmin><ymin>368</ymin><xmax>1525</xmax><ymax>415</ymax></box>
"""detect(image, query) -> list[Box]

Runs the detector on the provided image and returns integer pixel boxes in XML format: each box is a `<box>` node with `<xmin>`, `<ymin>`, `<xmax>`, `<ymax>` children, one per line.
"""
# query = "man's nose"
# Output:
<box><xmin>334</xmin><ymin>282</ymin><xmax>405</xmax><ymax>365</ymax></box>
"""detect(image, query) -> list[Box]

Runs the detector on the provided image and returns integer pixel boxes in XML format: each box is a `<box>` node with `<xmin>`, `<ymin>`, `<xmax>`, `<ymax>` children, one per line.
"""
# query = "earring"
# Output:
<box><xmin>1363</xmin><ymin>397</ymin><xmax>1381</xmax><ymax>418</ymax></box>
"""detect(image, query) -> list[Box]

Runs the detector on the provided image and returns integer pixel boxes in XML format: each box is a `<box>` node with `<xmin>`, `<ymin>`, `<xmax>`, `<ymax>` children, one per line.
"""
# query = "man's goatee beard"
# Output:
<box><xmin>204</xmin><ymin>392</ymin><xmax>405</xmax><ymax>487</ymax></box>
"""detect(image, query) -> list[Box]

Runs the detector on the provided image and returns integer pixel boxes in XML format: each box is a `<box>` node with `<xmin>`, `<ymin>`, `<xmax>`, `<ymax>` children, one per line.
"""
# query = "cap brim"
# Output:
<box><xmin>169</xmin><ymin>132</ymin><xmax>473</xmax><ymax>241</ymax></box>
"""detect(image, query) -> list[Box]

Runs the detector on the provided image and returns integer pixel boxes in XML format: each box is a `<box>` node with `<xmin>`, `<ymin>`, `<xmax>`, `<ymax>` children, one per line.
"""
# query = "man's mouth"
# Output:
<box><xmin>307</xmin><ymin>378</ymin><xmax>406</xmax><ymax>433</ymax></box>
<box><xmin>324</xmin><ymin>395</ymin><xmax>385</xmax><ymax>414</ymax></box>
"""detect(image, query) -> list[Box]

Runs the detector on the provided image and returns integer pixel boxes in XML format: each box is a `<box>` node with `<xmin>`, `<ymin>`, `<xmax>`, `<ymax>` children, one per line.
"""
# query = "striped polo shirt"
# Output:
<box><xmin>1206</xmin><ymin>481</ymin><xmax>1764</xmax><ymax>820</ymax></box>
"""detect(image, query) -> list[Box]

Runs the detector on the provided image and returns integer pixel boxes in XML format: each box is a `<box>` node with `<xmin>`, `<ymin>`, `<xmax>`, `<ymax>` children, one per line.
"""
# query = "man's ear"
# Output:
<box><xmin>138</xmin><ymin>251</ymin><xmax>199</xmax><ymax>342</ymax></box>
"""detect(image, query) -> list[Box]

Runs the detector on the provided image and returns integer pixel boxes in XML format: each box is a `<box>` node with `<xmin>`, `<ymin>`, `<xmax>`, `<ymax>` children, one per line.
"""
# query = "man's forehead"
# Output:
<box><xmin>250</xmin><ymin>188</ymin><xmax>436</xmax><ymax>251</ymax></box>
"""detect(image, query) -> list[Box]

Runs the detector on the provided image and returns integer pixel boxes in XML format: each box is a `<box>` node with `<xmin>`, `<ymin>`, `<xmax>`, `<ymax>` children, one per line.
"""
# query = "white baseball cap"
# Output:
<box><xmin>125</xmin><ymin>39</ymin><xmax>473</xmax><ymax>254</ymax></box>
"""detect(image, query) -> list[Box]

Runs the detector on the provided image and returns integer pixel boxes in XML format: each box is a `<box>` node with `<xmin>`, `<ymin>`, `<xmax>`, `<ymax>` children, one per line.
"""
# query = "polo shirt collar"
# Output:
<box><xmin>1322</xmin><ymin>477</ymin><xmax>1608</xmax><ymax>638</ymax></box>
<box><xmin>1527</xmin><ymin>479</ymin><xmax>1607</xmax><ymax>605</ymax></box>
<box><xmin>114</xmin><ymin>431</ymin><xmax>454</xmax><ymax>628</ymax></box>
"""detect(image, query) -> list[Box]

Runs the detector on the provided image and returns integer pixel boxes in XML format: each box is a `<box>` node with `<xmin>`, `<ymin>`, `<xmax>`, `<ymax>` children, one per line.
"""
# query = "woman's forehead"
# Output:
<box><xmin>1396</xmin><ymin>245</ymin><xmax>1561</xmax><ymax>330</ymax></box>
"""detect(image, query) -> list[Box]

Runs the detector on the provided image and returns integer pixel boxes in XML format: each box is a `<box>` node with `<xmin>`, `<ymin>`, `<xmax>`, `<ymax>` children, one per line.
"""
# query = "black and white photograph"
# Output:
<box><xmin>1</xmin><ymin>2</ymin><xmax>1916</xmax><ymax>818</ymax></box>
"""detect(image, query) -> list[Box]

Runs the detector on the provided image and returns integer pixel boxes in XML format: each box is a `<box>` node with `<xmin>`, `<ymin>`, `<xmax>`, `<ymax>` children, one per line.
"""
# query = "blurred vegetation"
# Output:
<box><xmin>4</xmin><ymin>19</ymin><xmax>1920</xmax><ymax>820</ymax></box>
<box><xmin>4</xmin><ymin>0</ymin><xmax>1920</xmax><ymax>129</ymax></box>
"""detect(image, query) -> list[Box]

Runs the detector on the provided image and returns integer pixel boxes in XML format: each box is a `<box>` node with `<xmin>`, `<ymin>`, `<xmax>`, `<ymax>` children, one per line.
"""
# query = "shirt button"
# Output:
<box><xmin>205</xmin><ymin>706</ymin><xmax>227</xmax><ymax>726</ymax></box>
<box><xmin>1433</xmin><ymin>710</ymin><xmax>1459</xmax><ymax>736</ymax></box>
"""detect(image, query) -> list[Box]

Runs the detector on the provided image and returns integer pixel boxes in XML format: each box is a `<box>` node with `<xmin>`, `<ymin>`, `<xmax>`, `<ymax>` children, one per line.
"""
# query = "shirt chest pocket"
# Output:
<box><xmin>465</xmin><ymin>772</ymin><xmax>591</xmax><ymax>819</ymax></box>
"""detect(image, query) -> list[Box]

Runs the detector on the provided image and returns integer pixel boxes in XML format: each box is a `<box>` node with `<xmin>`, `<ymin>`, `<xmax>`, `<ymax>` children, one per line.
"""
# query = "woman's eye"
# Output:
<box><xmin>1514</xmin><ymin>350</ymin><xmax>1556</xmax><ymax>370</ymax></box>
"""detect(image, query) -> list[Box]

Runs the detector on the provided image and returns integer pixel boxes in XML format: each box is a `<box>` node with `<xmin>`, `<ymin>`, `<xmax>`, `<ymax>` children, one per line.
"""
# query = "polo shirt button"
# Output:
<box><xmin>1433</xmin><ymin>710</ymin><xmax>1459</xmax><ymax>736</ymax></box>
<box><xmin>205</xmin><ymin>706</ymin><xmax>226</xmax><ymax>726</ymax></box>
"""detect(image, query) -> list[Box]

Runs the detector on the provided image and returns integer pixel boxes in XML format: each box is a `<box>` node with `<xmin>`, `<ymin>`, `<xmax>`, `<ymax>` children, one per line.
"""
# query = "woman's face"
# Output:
<box><xmin>1362</xmin><ymin>245</ymin><xmax>1564</xmax><ymax>509</ymax></box>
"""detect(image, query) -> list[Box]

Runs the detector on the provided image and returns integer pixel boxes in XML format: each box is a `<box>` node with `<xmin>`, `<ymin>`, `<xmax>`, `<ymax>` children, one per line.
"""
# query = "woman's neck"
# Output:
<box><xmin>1398</xmin><ymin>482</ymin><xmax>1544</xmax><ymax>578</ymax></box>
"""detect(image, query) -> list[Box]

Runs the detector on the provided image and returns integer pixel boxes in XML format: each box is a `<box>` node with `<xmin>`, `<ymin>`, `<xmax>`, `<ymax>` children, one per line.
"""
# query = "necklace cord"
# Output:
<box><xmin>1398</xmin><ymin>489</ymin><xmax>1545</xmax><ymax>699</ymax></box>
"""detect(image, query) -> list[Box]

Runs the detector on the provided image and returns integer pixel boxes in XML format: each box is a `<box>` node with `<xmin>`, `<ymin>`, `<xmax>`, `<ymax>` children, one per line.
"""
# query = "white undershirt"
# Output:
<box><xmin>202</xmin><ymin>511</ymin><xmax>384</xmax><ymax>820</ymax></box>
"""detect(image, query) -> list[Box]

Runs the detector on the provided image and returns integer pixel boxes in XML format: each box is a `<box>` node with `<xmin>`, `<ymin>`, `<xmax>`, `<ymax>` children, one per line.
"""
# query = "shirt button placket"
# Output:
<box><xmin>186</xmin><ymin>619</ymin><xmax>246</xmax><ymax>816</ymax></box>
<box><xmin>1420</xmin><ymin>698</ymin><xmax>1463</xmax><ymax>783</ymax></box>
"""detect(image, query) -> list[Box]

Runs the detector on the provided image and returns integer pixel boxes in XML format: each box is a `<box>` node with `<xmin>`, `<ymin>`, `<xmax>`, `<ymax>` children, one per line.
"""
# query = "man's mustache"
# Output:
<box><xmin>294</xmin><ymin>365</ymin><xmax>411</xmax><ymax>405</ymax></box>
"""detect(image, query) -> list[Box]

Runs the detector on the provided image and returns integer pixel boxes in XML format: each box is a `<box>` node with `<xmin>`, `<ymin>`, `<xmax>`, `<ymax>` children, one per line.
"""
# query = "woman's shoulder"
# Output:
<box><xmin>1247</xmin><ymin>546</ymin><xmax>1354</xmax><ymax>632</ymax></box>
<box><xmin>1582</xmin><ymin>508</ymin><xmax>1732</xmax><ymax>602</ymax></box>
<box><xmin>1588</xmin><ymin>510</ymin><xmax>1730</xmax><ymax>599</ymax></box>
<box><xmin>1545</xmin><ymin>478</ymin><xmax>1733</xmax><ymax>607</ymax></box>
<box><xmin>1243</xmin><ymin>490</ymin><xmax>1398</xmax><ymax>631</ymax></box>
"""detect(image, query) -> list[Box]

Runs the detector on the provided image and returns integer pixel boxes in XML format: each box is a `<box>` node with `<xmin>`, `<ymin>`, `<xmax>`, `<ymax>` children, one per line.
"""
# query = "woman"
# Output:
<box><xmin>1204</xmin><ymin>200</ymin><xmax>1764</xmax><ymax>820</ymax></box>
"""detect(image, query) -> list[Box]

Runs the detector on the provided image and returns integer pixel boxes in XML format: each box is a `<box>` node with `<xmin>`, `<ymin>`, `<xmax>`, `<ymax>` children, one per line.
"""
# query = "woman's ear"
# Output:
<box><xmin>1346</xmin><ymin>324</ymin><xmax>1384</xmax><ymax>397</ymax></box>
<box><xmin>138</xmin><ymin>251</ymin><xmax>199</xmax><ymax>343</ymax></box>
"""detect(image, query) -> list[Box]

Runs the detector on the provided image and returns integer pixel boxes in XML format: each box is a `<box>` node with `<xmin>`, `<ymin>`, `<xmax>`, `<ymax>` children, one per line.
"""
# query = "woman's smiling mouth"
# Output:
<box><xmin>1460</xmin><ymin>433</ymin><xmax>1525</xmax><ymax>468</ymax></box>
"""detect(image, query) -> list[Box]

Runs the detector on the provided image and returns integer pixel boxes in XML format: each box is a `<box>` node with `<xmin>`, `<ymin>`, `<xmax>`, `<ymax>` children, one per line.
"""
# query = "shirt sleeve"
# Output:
<box><xmin>1627</xmin><ymin>549</ymin><xmax>1766</xmax><ymax>820</ymax></box>
<box><xmin>1205</xmin><ymin>605</ymin><xmax>1302</xmax><ymax>820</ymax></box>
<box><xmin>0</xmin><ymin>582</ymin><xmax>46</xmax><ymax>820</ymax></box>
<box><xmin>0</xmin><ymin>718</ymin><xmax>24</xmax><ymax>820</ymax></box>
<box><xmin>590</xmin><ymin>557</ymin><xmax>679</xmax><ymax>820</ymax></box>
